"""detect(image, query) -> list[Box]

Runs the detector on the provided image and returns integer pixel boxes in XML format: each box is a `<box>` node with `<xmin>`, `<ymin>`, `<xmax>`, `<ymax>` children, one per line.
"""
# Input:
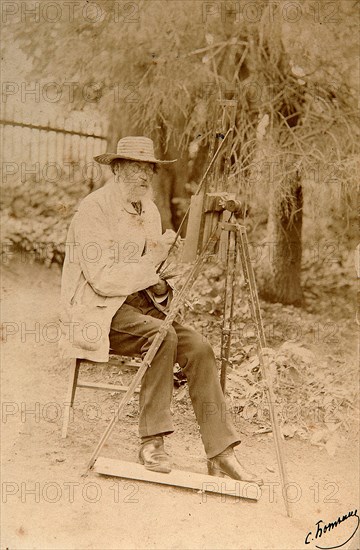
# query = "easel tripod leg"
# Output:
<box><xmin>220</xmin><ymin>228</ymin><xmax>237</xmax><ymax>392</ymax></box>
<box><xmin>236</xmin><ymin>225</ymin><xmax>293</xmax><ymax>518</ymax></box>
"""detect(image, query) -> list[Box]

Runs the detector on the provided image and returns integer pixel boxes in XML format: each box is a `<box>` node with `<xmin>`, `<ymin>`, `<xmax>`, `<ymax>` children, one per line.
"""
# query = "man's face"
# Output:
<box><xmin>116</xmin><ymin>160</ymin><xmax>155</xmax><ymax>201</ymax></box>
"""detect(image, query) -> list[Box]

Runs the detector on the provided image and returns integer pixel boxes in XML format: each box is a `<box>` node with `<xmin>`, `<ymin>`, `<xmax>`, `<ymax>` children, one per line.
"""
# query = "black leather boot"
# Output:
<box><xmin>139</xmin><ymin>436</ymin><xmax>171</xmax><ymax>474</ymax></box>
<box><xmin>208</xmin><ymin>447</ymin><xmax>263</xmax><ymax>485</ymax></box>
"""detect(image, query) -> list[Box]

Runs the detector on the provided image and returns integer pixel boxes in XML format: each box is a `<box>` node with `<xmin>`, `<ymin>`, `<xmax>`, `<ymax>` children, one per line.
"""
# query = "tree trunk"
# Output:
<box><xmin>155</xmin><ymin>134</ymin><xmax>185</xmax><ymax>230</ymax></box>
<box><xmin>258</xmin><ymin>176</ymin><xmax>303</xmax><ymax>306</ymax></box>
<box><xmin>154</xmin><ymin>163</ymin><xmax>176</xmax><ymax>230</ymax></box>
<box><xmin>155</xmin><ymin>123</ymin><xmax>190</xmax><ymax>231</ymax></box>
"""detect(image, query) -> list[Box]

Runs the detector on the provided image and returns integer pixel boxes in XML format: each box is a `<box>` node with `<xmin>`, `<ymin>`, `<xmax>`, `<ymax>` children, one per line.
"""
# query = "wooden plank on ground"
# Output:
<box><xmin>94</xmin><ymin>457</ymin><xmax>261</xmax><ymax>501</ymax></box>
<box><xmin>77</xmin><ymin>381</ymin><xmax>140</xmax><ymax>393</ymax></box>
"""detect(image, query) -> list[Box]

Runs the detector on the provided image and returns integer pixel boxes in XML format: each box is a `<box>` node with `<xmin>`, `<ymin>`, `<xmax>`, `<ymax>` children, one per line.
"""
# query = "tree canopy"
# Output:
<box><xmin>7</xmin><ymin>0</ymin><xmax>358</xmax><ymax>202</ymax></box>
<box><xmin>2</xmin><ymin>0</ymin><xmax>359</xmax><ymax>301</ymax></box>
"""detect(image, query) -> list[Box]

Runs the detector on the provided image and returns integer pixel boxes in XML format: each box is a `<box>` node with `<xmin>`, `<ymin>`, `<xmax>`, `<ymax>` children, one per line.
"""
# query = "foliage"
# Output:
<box><xmin>180</xmin><ymin>246</ymin><xmax>358</xmax><ymax>451</ymax></box>
<box><xmin>1</xmin><ymin>175</ymin><xmax>93</xmax><ymax>265</ymax></box>
<box><xmin>6</xmin><ymin>0</ymin><xmax>359</xmax><ymax>194</ymax></box>
<box><xmin>226</xmin><ymin>342</ymin><xmax>357</xmax><ymax>454</ymax></box>
<box><xmin>1</xmin><ymin>0</ymin><xmax>359</xmax><ymax>289</ymax></box>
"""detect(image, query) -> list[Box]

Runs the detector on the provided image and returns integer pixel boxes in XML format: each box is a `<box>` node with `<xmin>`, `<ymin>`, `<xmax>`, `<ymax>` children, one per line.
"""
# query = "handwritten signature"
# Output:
<box><xmin>305</xmin><ymin>509</ymin><xmax>359</xmax><ymax>549</ymax></box>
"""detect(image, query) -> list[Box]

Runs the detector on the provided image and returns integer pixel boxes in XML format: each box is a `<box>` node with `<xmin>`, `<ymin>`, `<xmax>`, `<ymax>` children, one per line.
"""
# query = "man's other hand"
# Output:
<box><xmin>159</xmin><ymin>229</ymin><xmax>177</xmax><ymax>248</ymax></box>
<box><xmin>148</xmin><ymin>230</ymin><xmax>177</xmax><ymax>266</ymax></box>
<box><xmin>149</xmin><ymin>278</ymin><xmax>168</xmax><ymax>295</ymax></box>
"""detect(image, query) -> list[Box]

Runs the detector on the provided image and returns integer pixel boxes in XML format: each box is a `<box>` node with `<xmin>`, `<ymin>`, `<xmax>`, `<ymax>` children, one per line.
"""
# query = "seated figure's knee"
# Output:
<box><xmin>200</xmin><ymin>340</ymin><xmax>215</xmax><ymax>359</ymax></box>
<box><xmin>190</xmin><ymin>333</ymin><xmax>215</xmax><ymax>361</ymax></box>
<box><xmin>163</xmin><ymin>326</ymin><xmax>178</xmax><ymax>348</ymax></box>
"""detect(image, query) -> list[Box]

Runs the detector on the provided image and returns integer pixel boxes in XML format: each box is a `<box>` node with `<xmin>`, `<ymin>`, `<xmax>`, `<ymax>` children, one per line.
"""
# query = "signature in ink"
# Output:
<box><xmin>305</xmin><ymin>509</ymin><xmax>359</xmax><ymax>549</ymax></box>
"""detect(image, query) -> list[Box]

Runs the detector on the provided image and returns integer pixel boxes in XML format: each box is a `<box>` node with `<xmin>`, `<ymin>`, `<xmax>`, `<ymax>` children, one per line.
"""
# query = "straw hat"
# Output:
<box><xmin>94</xmin><ymin>136</ymin><xmax>176</xmax><ymax>165</ymax></box>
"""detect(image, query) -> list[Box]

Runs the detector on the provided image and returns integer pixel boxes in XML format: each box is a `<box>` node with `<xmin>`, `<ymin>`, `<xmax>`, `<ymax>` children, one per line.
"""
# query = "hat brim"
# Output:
<box><xmin>94</xmin><ymin>153</ymin><xmax>177</xmax><ymax>165</ymax></box>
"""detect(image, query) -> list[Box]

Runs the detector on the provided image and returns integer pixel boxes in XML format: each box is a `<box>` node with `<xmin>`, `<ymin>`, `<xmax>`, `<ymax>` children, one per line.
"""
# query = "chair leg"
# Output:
<box><xmin>62</xmin><ymin>359</ymin><xmax>80</xmax><ymax>438</ymax></box>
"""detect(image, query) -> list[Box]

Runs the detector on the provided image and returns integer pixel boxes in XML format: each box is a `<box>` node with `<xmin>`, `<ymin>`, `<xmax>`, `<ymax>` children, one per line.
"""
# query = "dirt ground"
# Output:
<box><xmin>1</xmin><ymin>256</ymin><xmax>359</xmax><ymax>550</ymax></box>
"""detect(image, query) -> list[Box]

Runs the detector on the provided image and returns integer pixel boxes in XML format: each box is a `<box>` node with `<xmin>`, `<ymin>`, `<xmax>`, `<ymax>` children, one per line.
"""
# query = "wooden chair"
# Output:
<box><xmin>61</xmin><ymin>354</ymin><xmax>141</xmax><ymax>438</ymax></box>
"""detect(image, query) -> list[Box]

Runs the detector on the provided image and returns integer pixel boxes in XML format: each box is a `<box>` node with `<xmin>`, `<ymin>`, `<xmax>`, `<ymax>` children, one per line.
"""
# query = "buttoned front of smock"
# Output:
<box><xmin>59</xmin><ymin>180</ymin><xmax>162</xmax><ymax>361</ymax></box>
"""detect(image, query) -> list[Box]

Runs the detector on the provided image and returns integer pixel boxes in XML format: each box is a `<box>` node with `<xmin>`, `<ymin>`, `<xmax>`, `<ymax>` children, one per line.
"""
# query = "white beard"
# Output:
<box><xmin>116</xmin><ymin>176</ymin><xmax>154</xmax><ymax>204</ymax></box>
<box><xmin>126</xmin><ymin>185</ymin><xmax>154</xmax><ymax>203</ymax></box>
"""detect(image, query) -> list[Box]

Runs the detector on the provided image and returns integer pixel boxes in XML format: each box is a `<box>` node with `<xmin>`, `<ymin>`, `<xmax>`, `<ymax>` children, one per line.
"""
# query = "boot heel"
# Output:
<box><xmin>207</xmin><ymin>461</ymin><xmax>225</xmax><ymax>477</ymax></box>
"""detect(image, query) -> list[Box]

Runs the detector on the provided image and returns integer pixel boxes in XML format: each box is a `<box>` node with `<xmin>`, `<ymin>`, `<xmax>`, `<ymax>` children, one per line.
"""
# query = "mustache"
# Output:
<box><xmin>124</xmin><ymin>184</ymin><xmax>154</xmax><ymax>202</ymax></box>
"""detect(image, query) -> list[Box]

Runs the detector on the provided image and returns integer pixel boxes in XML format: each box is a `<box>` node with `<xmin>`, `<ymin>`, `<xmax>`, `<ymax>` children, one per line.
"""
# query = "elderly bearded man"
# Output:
<box><xmin>60</xmin><ymin>136</ymin><xmax>262</xmax><ymax>484</ymax></box>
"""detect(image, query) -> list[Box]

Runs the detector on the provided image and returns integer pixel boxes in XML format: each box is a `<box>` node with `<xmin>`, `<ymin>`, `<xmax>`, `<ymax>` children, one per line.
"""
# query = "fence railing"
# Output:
<box><xmin>1</xmin><ymin>103</ymin><xmax>108</xmax><ymax>187</ymax></box>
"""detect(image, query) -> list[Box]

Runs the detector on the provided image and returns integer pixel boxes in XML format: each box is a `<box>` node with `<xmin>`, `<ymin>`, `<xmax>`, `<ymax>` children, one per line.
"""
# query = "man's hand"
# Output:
<box><xmin>159</xmin><ymin>229</ymin><xmax>177</xmax><ymax>249</ymax></box>
<box><xmin>148</xmin><ymin>229</ymin><xmax>177</xmax><ymax>266</ymax></box>
<box><xmin>149</xmin><ymin>278</ymin><xmax>168</xmax><ymax>295</ymax></box>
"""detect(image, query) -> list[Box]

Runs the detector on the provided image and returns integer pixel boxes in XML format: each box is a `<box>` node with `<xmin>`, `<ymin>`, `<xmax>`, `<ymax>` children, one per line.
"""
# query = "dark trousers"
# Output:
<box><xmin>109</xmin><ymin>292</ymin><xmax>240</xmax><ymax>458</ymax></box>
